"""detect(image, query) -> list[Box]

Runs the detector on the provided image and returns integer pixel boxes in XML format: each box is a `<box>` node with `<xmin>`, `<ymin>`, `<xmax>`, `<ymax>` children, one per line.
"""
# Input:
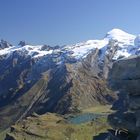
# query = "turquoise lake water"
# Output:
<box><xmin>67</xmin><ymin>113</ymin><xmax>104</xmax><ymax>124</ymax></box>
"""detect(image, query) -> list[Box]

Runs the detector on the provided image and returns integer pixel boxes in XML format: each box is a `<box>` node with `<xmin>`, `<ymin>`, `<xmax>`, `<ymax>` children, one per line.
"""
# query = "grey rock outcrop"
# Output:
<box><xmin>0</xmin><ymin>40</ymin><xmax>12</xmax><ymax>49</ymax></box>
<box><xmin>18</xmin><ymin>41</ymin><xmax>27</xmax><ymax>47</ymax></box>
<box><xmin>108</xmin><ymin>56</ymin><xmax>140</xmax><ymax>139</ymax></box>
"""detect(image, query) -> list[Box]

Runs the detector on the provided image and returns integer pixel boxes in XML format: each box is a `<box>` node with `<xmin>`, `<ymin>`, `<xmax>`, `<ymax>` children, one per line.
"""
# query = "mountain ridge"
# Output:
<box><xmin>0</xmin><ymin>28</ymin><xmax>138</xmax><ymax>61</ymax></box>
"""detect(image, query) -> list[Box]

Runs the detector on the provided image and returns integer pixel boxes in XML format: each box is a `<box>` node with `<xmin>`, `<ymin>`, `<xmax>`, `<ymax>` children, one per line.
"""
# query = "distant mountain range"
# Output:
<box><xmin>1</xmin><ymin>29</ymin><xmax>140</xmax><ymax>60</ymax></box>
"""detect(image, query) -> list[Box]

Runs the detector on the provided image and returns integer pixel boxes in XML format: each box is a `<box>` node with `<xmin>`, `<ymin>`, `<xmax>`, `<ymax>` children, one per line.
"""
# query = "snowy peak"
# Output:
<box><xmin>107</xmin><ymin>28</ymin><xmax>130</xmax><ymax>35</ymax></box>
<box><xmin>106</xmin><ymin>28</ymin><xmax>135</xmax><ymax>38</ymax></box>
<box><xmin>105</xmin><ymin>28</ymin><xmax>135</xmax><ymax>43</ymax></box>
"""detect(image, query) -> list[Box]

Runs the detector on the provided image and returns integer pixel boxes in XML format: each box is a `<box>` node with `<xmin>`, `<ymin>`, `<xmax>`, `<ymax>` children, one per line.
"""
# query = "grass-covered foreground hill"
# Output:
<box><xmin>3</xmin><ymin>105</ymin><xmax>112</xmax><ymax>140</ymax></box>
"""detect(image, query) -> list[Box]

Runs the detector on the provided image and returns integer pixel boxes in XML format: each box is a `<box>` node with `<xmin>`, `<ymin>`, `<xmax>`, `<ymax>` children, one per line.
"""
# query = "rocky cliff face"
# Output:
<box><xmin>108</xmin><ymin>56</ymin><xmax>140</xmax><ymax>140</ymax></box>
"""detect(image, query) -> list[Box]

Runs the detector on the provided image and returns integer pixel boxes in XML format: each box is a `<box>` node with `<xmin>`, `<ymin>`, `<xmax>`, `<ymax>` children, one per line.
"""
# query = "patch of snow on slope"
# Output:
<box><xmin>20</xmin><ymin>45</ymin><xmax>53</xmax><ymax>58</ymax></box>
<box><xmin>0</xmin><ymin>45</ymin><xmax>53</xmax><ymax>58</ymax></box>
<box><xmin>65</xmin><ymin>39</ymin><xmax>108</xmax><ymax>59</ymax></box>
<box><xmin>0</xmin><ymin>46</ymin><xmax>14</xmax><ymax>56</ymax></box>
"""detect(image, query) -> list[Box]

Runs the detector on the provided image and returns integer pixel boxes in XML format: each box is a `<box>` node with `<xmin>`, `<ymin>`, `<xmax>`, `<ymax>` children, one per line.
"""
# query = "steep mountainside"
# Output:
<box><xmin>0</xmin><ymin>29</ymin><xmax>140</xmax><ymax>131</ymax></box>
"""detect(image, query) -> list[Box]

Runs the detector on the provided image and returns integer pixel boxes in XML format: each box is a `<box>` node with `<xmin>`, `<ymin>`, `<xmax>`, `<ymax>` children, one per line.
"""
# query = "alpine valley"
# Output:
<box><xmin>1</xmin><ymin>29</ymin><xmax>140</xmax><ymax>140</ymax></box>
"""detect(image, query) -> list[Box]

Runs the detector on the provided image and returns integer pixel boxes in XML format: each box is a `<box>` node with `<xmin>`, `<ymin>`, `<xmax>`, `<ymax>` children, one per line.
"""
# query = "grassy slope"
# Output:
<box><xmin>4</xmin><ymin>105</ymin><xmax>113</xmax><ymax>140</ymax></box>
<box><xmin>0</xmin><ymin>129</ymin><xmax>9</xmax><ymax>140</ymax></box>
<box><xmin>82</xmin><ymin>105</ymin><xmax>114</xmax><ymax>114</ymax></box>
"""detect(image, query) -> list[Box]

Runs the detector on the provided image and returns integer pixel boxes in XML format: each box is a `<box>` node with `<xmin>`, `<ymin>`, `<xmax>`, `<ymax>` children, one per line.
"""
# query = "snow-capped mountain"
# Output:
<box><xmin>0</xmin><ymin>28</ymin><xmax>139</xmax><ymax>130</ymax></box>
<box><xmin>0</xmin><ymin>29</ymin><xmax>139</xmax><ymax>62</ymax></box>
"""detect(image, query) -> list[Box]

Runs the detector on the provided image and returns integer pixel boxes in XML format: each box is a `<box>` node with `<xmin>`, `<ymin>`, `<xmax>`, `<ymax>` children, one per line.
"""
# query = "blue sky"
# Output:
<box><xmin>0</xmin><ymin>0</ymin><xmax>140</xmax><ymax>46</ymax></box>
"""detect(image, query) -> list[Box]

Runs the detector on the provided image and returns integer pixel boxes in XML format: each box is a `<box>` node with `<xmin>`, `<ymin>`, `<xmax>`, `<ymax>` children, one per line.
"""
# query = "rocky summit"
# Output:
<box><xmin>0</xmin><ymin>29</ymin><xmax>140</xmax><ymax>139</ymax></box>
